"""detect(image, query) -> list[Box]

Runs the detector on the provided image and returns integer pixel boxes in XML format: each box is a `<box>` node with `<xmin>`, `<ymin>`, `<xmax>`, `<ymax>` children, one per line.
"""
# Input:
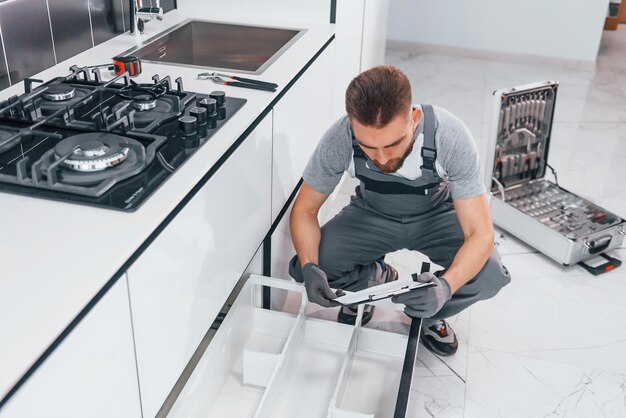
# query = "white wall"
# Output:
<box><xmin>387</xmin><ymin>0</ymin><xmax>610</xmax><ymax>62</ymax></box>
<box><xmin>176</xmin><ymin>0</ymin><xmax>330</xmax><ymax>25</ymax></box>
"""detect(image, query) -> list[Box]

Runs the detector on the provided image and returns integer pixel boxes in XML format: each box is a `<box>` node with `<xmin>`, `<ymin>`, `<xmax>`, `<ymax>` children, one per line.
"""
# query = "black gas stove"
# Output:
<box><xmin>0</xmin><ymin>65</ymin><xmax>246</xmax><ymax>211</ymax></box>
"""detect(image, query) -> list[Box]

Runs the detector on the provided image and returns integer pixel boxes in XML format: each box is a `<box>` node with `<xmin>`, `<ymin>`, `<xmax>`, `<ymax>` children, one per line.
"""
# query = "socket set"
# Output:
<box><xmin>493</xmin><ymin>85</ymin><xmax>555</xmax><ymax>186</ymax></box>
<box><xmin>485</xmin><ymin>81</ymin><xmax>625</xmax><ymax>267</ymax></box>
<box><xmin>505</xmin><ymin>181</ymin><xmax>621</xmax><ymax>240</ymax></box>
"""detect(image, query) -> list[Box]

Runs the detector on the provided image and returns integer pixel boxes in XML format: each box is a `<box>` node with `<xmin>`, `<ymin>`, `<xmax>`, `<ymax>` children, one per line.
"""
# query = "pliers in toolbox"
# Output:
<box><xmin>198</xmin><ymin>72</ymin><xmax>278</xmax><ymax>92</ymax></box>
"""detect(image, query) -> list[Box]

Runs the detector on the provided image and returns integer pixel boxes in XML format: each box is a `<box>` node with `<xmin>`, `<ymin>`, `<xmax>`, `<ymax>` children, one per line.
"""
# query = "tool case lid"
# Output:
<box><xmin>483</xmin><ymin>80</ymin><xmax>559</xmax><ymax>194</ymax></box>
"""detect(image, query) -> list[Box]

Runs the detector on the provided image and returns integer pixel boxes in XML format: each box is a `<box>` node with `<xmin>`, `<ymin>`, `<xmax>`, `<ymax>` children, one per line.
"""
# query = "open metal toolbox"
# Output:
<box><xmin>484</xmin><ymin>80</ymin><xmax>625</xmax><ymax>267</ymax></box>
<box><xmin>167</xmin><ymin>275</ymin><xmax>421</xmax><ymax>418</ymax></box>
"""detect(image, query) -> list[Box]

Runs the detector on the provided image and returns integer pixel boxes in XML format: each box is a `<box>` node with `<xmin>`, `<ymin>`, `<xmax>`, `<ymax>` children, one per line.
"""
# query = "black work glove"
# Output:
<box><xmin>301</xmin><ymin>263</ymin><xmax>343</xmax><ymax>308</ymax></box>
<box><xmin>391</xmin><ymin>272</ymin><xmax>452</xmax><ymax>318</ymax></box>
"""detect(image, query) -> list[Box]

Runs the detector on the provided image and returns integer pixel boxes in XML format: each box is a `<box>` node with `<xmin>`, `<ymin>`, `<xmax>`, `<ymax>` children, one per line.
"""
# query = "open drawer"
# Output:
<box><xmin>168</xmin><ymin>275</ymin><xmax>421</xmax><ymax>418</ymax></box>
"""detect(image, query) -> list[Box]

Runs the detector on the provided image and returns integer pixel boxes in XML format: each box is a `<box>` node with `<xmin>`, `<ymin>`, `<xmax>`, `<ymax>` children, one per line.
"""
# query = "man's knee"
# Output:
<box><xmin>459</xmin><ymin>249</ymin><xmax>511</xmax><ymax>301</ymax></box>
<box><xmin>474</xmin><ymin>250</ymin><xmax>511</xmax><ymax>300</ymax></box>
<box><xmin>317</xmin><ymin>242</ymin><xmax>345</xmax><ymax>281</ymax></box>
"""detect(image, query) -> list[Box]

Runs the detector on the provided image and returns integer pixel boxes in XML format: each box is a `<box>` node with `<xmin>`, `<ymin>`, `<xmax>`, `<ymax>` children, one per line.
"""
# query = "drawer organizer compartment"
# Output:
<box><xmin>329</xmin><ymin>325</ymin><xmax>408</xmax><ymax>417</ymax></box>
<box><xmin>169</xmin><ymin>275</ymin><xmax>420</xmax><ymax>418</ymax></box>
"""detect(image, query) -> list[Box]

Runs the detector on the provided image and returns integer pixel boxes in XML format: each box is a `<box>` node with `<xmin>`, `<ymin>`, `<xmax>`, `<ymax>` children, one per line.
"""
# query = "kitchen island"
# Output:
<box><xmin>0</xmin><ymin>8</ymin><xmax>335</xmax><ymax>416</ymax></box>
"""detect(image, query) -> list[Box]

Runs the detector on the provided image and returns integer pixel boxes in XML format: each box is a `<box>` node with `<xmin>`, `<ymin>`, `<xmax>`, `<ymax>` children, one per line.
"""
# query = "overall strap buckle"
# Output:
<box><xmin>420</xmin><ymin>104</ymin><xmax>438</xmax><ymax>173</ymax></box>
<box><xmin>420</xmin><ymin>146</ymin><xmax>437</xmax><ymax>170</ymax></box>
<box><xmin>421</xmin><ymin>146</ymin><xmax>437</xmax><ymax>160</ymax></box>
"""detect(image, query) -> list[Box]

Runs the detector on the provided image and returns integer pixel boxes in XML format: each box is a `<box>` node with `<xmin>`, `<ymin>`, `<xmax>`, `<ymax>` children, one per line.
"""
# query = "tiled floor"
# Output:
<box><xmin>366</xmin><ymin>28</ymin><xmax>626</xmax><ymax>418</ymax></box>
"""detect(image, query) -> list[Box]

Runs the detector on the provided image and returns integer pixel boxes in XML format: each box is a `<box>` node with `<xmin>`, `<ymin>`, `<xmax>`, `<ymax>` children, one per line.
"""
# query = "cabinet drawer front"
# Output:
<box><xmin>127</xmin><ymin>114</ymin><xmax>273</xmax><ymax>418</ymax></box>
<box><xmin>271</xmin><ymin>43</ymin><xmax>335</xmax><ymax>222</ymax></box>
<box><xmin>0</xmin><ymin>276</ymin><xmax>140</xmax><ymax>418</ymax></box>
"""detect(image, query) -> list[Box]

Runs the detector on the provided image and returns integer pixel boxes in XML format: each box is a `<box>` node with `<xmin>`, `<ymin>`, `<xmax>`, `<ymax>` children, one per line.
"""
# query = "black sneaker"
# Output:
<box><xmin>374</xmin><ymin>259</ymin><xmax>399</xmax><ymax>285</ymax></box>
<box><xmin>419</xmin><ymin>319</ymin><xmax>458</xmax><ymax>356</ymax></box>
<box><xmin>337</xmin><ymin>262</ymin><xmax>398</xmax><ymax>326</ymax></box>
<box><xmin>337</xmin><ymin>304</ymin><xmax>375</xmax><ymax>326</ymax></box>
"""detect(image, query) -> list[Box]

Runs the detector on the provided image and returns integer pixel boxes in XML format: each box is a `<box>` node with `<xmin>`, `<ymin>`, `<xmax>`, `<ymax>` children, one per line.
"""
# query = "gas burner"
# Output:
<box><xmin>61</xmin><ymin>137</ymin><xmax>129</xmax><ymax>172</ymax></box>
<box><xmin>111</xmin><ymin>96</ymin><xmax>177</xmax><ymax>128</ymax></box>
<box><xmin>38</xmin><ymin>132</ymin><xmax>147</xmax><ymax>185</ymax></box>
<box><xmin>55</xmin><ymin>133</ymin><xmax>132</xmax><ymax>173</ymax></box>
<box><xmin>38</xmin><ymin>83</ymin><xmax>93</xmax><ymax>117</ymax></box>
<box><xmin>117</xmin><ymin>82</ymin><xmax>167</xmax><ymax>102</ymax></box>
<box><xmin>43</xmin><ymin>84</ymin><xmax>76</xmax><ymax>102</ymax></box>
<box><xmin>133</xmin><ymin>95</ymin><xmax>157</xmax><ymax>111</ymax></box>
<box><xmin>111</xmin><ymin>82</ymin><xmax>180</xmax><ymax>129</ymax></box>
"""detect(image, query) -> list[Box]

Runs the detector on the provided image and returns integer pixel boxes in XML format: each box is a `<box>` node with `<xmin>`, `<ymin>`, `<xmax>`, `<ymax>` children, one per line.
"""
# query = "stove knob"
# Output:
<box><xmin>178</xmin><ymin>115</ymin><xmax>197</xmax><ymax>135</ymax></box>
<box><xmin>189</xmin><ymin>106</ymin><xmax>207</xmax><ymax>126</ymax></box>
<box><xmin>209</xmin><ymin>91</ymin><xmax>226</xmax><ymax>107</ymax></box>
<box><xmin>217</xmin><ymin>106</ymin><xmax>227</xmax><ymax>120</ymax></box>
<box><xmin>207</xmin><ymin>113</ymin><xmax>218</xmax><ymax>129</ymax></box>
<box><xmin>198</xmin><ymin>97</ymin><xmax>217</xmax><ymax>115</ymax></box>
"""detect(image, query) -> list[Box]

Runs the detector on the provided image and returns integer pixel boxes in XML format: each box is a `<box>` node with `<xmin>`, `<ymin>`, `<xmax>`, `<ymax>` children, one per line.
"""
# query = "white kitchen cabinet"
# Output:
<box><xmin>332</xmin><ymin>0</ymin><xmax>390</xmax><ymax>119</ymax></box>
<box><xmin>268</xmin><ymin>198</ymin><xmax>296</xmax><ymax>312</ymax></box>
<box><xmin>126</xmin><ymin>114</ymin><xmax>273</xmax><ymax>418</ymax></box>
<box><xmin>360</xmin><ymin>0</ymin><xmax>390</xmax><ymax>70</ymax></box>
<box><xmin>332</xmin><ymin>0</ymin><xmax>365</xmax><ymax>120</ymax></box>
<box><xmin>271</xmin><ymin>43</ymin><xmax>335</xmax><ymax>222</ymax></box>
<box><xmin>0</xmin><ymin>275</ymin><xmax>140</xmax><ymax>418</ymax></box>
<box><xmin>168</xmin><ymin>275</ymin><xmax>413</xmax><ymax>418</ymax></box>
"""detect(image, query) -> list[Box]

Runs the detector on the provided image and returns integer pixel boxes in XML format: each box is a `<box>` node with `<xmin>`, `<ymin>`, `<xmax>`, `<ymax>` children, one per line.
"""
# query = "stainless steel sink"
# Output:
<box><xmin>120</xmin><ymin>19</ymin><xmax>305</xmax><ymax>75</ymax></box>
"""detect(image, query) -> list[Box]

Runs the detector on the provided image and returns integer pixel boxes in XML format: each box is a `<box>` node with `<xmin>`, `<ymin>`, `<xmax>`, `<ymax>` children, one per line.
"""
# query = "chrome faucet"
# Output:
<box><xmin>130</xmin><ymin>0</ymin><xmax>164</xmax><ymax>34</ymax></box>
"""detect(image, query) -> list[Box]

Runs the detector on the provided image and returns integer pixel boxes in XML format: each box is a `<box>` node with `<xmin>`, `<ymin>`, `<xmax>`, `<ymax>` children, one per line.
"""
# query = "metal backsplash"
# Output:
<box><xmin>0</xmin><ymin>0</ymin><xmax>56</xmax><ymax>86</ymax></box>
<box><xmin>0</xmin><ymin>0</ymin><xmax>176</xmax><ymax>88</ymax></box>
<box><xmin>0</xmin><ymin>33</ymin><xmax>9</xmax><ymax>90</ymax></box>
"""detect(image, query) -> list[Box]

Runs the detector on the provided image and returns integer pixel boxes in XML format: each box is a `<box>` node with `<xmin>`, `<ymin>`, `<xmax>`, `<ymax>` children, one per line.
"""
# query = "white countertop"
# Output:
<box><xmin>0</xmin><ymin>10</ymin><xmax>334</xmax><ymax>400</ymax></box>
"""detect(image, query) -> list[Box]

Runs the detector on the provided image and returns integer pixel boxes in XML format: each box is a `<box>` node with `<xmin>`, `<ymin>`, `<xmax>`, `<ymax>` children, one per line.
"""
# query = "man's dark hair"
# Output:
<box><xmin>345</xmin><ymin>65</ymin><xmax>412</xmax><ymax>128</ymax></box>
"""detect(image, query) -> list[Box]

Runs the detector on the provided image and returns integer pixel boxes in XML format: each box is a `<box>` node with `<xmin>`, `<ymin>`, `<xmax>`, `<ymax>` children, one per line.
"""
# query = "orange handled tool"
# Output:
<box><xmin>112</xmin><ymin>56</ymin><xmax>142</xmax><ymax>77</ymax></box>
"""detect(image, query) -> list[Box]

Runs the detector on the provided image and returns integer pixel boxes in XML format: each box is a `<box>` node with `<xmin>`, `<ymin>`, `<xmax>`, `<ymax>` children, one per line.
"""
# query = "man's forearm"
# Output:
<box><xmin>442</xmin><ymin>231</ymin><xmax>494</xmax><ymax>294</ymax></box>
<box><xmin>290</xmin><ymin>208</ymin><xmax>322</xmax><ymax>266</ymax></box>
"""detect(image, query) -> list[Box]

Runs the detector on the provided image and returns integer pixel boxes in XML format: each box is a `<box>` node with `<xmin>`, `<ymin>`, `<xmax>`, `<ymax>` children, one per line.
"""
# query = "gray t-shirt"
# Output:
<box><xmin>303</xmin><ymin>105</ymin><xmax>485</xmax><ymax>200</ymax></box>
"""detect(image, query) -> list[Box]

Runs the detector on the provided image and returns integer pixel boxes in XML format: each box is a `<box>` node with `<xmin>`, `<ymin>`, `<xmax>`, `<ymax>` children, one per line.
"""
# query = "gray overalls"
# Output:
<box><xmin>289</xmin><ymin>105</ymin><xmax>511</xmax><ymax>320</ymax></box>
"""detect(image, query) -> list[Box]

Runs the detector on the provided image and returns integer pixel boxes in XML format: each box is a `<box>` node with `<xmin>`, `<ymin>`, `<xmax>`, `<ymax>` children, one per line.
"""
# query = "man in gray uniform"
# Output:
<box><xmin>288</xmin><ymin>65</ymin><xmax>510</xmax><ymax>356</ymax></box>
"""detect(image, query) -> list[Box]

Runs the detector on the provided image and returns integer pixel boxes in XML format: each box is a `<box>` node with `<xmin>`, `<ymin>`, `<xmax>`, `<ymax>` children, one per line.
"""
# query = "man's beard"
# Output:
<box><xmin>372</xmin><ymin>137</ymin><xmax>416</xmax><ymax>174</ymax></box>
